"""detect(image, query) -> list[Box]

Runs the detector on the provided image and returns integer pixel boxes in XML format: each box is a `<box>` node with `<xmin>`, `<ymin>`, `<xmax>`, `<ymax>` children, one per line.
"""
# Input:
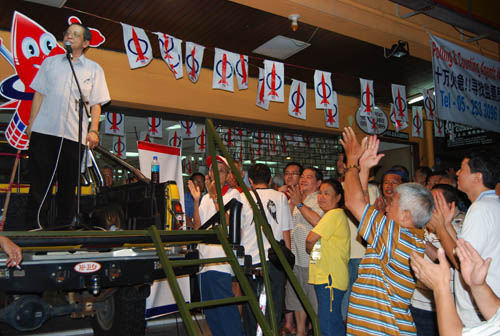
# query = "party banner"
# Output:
<box><xmin>434</xmin><ymin>117</ymin><xmax>445</xmax><ymax>137</ymax></box>
<box><xmin>422</xmin><ymin>89</ymin><xmax>436</xmax><ymax>120</ymax></box>
<box><xmin>121</xmin><ymin>23</ymin><xmax>152</xmax><ymax>69</ymax></box>
<box><xmin>430</xmin><ymin>34</ymin><xmax>500</xmax><ymax>133</ymax></box>
<box><xmin>180</xmin><ymin>121</ymin><xmax>196</xmax><ymax>138</ymax></box>
<box><xmin>185</xmin><ymin>41</ymin><xmax>205</xmax><ymax>83</ymax></box>
<box><xmin>390</xmin><ymin>103</ymin><xmax>408</xmax><ymax>132</ymax></box>
<box><xmin>194</xmin><ymin>124</ymin><xmax>206</xmax><ymax>153</ymax></box>
<box><xmin>104</xmin><ymin>112</ymin><xmax>125</xmax><ymax>136</ymax></box>
<box><xmin>235</xmin><ymin>54</ymin><xmax>249</xmax><ymax>90</ymax></box>
<box><xmin>359</xmin><ymin>78</ymin><xmax>375</xmax><ymax>116</ymax></box>
<box><xmin>264</xmin><ymin>60</ymin><xmax>284</xmax><ymax>103</ymax></box>
<box><xmin>314</xmin><ymin>70</ymin><xmax>334</xmax><ymax>109</ymax></box>
<box><xmin>147</xmin><ymin>117</ymin><xmax>163</xmax><ymax>138</ymax></box>
<box><xmin>412</xmin><ymin>106</ymin><xmax>424</xmax><ymax>138</ymax></box>
<box><xmin>324</xmin><ymin>91</ymin><xmax>339</xmax><ymax>128</ymax></box>
<box><xmin>212</xmin><ymin>48</ymin><xmax>236</xmax><ymax>92</ymax></box>
<box><xmin>256</xmin><ymin>68</ymin><xmax>270</xmax><ymax>110</ymax></box>
<box><xmin>288</xmin><ymin>79</ymin><xmax>307</xmax><ymax>120</ymax></box>
<box><xmin>155</xmin><ymin>32</ymin><xmax>183</xmax><ymax>79</ymax></box>
<box><xmin>392</xmin><ymin>84</ymin><xmax>408</xmax><ymax>122</ymax></box>
<box><xmin>112</xmin><ymin>135</ymin><xmax>126</xmax><ymax>159</ymax></box>
<box><xmin>167</xmin><ymin>129</ymin><xmax>182</xmax><ymax>147</ymax></box>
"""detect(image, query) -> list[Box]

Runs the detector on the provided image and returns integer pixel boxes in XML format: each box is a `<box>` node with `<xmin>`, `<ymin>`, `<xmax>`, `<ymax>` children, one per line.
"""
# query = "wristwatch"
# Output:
<box><xmin>297</xmin><ymin>202</ymin><xmax>304</xmax><ymax>209</ymax></box>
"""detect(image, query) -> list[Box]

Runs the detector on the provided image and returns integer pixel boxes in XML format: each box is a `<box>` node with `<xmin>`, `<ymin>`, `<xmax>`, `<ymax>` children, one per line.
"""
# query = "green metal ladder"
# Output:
<box><xmin>147</xmin><ymin>119</ymin><xmax>320</xmax><ymax>336</ymax></box>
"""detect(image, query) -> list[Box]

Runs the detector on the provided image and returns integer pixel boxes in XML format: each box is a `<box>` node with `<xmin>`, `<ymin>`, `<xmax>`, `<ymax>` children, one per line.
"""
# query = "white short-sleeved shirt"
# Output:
<box><xmin>456</xmin><ymin>190</ymin><xmax>500</xmax><ymax>327</ymax></box>
<box><xmin>198</xmin><ymin>188</ymin><xmax>241</xmax><ymax>275</ymax></box>
<box><xmin>240</xmin><ymin>188</ymin><xmax>292</xmax><ymax>265</ymax></box>
<box><xmin>462</xmin><ymin>307</ymin><xmax>500</xmax><ymax>336</ymax></box>
<box><xmin>30</xmin><ymin>54</ymin><xmax>110</xmax><ymax>142</ymax></box>
<box><xmin>291</xmin><ymin>191</ymin><xmax>324</xmax><ymax>268</ymax></box>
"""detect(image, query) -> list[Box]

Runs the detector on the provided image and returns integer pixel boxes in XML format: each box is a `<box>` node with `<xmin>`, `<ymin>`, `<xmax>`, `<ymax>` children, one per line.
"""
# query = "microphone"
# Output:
<box><xmin>64</xmin><ymin>41</ymin><xmax>73</xmax><ymax>60</ymax></box>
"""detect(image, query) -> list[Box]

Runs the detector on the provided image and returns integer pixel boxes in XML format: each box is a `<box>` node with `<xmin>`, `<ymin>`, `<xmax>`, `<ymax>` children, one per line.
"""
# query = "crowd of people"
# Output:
<box><xmin>182</xmin><ymin>126</ymin><xmax>500</xmax><ymax>336</ymax></box>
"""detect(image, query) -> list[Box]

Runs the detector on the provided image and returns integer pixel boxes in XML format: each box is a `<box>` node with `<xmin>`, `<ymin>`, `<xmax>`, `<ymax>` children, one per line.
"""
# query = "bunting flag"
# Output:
<box><xmin>268</xmin><ymin>133</ymin><xmax>280</xmax><ymax>156</ymax></box>
<box><xmin>359</xmin><ymin>78</ymin><xmax>375</xmax><ymax>116</ymax></box>
<box><xmin>121</xmin><ymin>23</ymin><xmax>152</xmax><ymax>69</ymax></box>
<box><xmin>434</xmin><ymin>117</ymin><xmax>445</xmax><ymax>137</ymax></box>
<box><xmin>154</xmin><ymin>32</ymin><xmax>183</xmax><ymax>79</ymax></box>
<box><xmin>139</xmin><ymin>131</ymin><xmax>154</xmax><ymax>143</ymax></box>
<box><xmin>212</xmin><ymin>48</ymin><xmax>236</xmax><ymax>92</ymax></box>
<box><xmin>314</xmin><ymin>70</ymin><xmax>334</xmax><ymax>109</ymax></box>
<box><xmin>167</xmin><ymin>129</ymin><xmax>182</xmax><ymax>147</ymax></box>
<box><xmin>112</xmin><ymin>136</ymin><xmax>127</xmax><ymax>159</ymax></box>
<box><xmin>324</xmin><ymin>91</ymin><xmax>339</xmax><ymax>128</ymax></box>
<box><xmin>104</xmin><ymin>112</ymin><xmax>125</xmax><ymax>136</ymax></box>
<box><xmin>288</xmin><ymin>79</ymin><xmax>307</xmax><ymax>120</ymax></box>
<box><xmin>147</xmin><ymin>117</ymin><xmax>163</xmax><ymax>138</ymax></box>
<box><xmin>422</xmin><ymin>89</ymin><xmax>436</xmax><ymax>121</ymax></box>
<box><xmin>222</xmin><ymin>127</ymin><xmax>235</xmax><ymax>147</ymax></box>
<box><xmin>180</xmin><ymin>121</ymin><xmax>196</xmax><ymax>138</ymax></box>
<box><xmin>392</xmin><ymin>84</ymin><xmax>408</xmax><ymax>122</ymax></box>
<box><xmin>256</xmin><ymin>68</ymin><xmax>270</xmax><ymax>110</ymax></box>
<box><xmin>283</xmin><ymin>134</ymin><xmax>298</xmax><ymax>148</ymax></box>
<box><xmin>252</xmin><ymin>131</ymin><xmax>267</xmax><ymax>158</ymax></box>
<box><xmin>185</xmin><ymin>41</ymin><xmax>205</xmax><ymax>83</ymax></box>
<box><xmin>412</xmin><ymin>106</ymin><xmax>424</xmax><ymax>138</ymax></box>
<box><xmin>184</xmin><ymin>156</ymin><xmax>193</xmax><ymax>175</ymax></box>
<box><xmin>263</xmin><ymin>60</ymin><xmax>284</xmax><ymax>103</ymax></box>
<box><xmin>194</xmin><ymin>124</ymin><xmax>206</xmax><ymax>153</ymax></box>
<box><xmin>235</xmin><ymin>54</ymin><xmax>249</xmax><ymax>90</ymax></box>
<box><xmin>390</xmin><ymin>103</ymin><xmax>408</xmax><ymax>132</ymax></box>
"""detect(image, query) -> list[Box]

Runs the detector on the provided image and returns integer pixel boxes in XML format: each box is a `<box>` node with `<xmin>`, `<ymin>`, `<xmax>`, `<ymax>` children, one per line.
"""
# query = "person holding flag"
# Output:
<box><xmin>25</xmin><ymin>22</ymin><xmax>110</xmax><ymax>228</ymax></box>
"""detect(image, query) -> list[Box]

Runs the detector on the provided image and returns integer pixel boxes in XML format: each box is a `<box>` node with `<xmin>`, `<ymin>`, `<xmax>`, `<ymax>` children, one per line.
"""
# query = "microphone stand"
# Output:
<box><xmin>65</xmin><ymin>49</ymin><xmax>91</xmax><ymax>230</ymax></box>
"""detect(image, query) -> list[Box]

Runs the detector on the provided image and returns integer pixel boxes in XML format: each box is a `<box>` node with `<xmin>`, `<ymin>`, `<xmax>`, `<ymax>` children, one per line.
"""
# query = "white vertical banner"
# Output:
<box><xmin>422</xmin><ymin>89</ymin><xmax>436</xmax><ymax>120</ymax></box>
<box><xmin>147</xmin><ymin>117</ymin><xmax>163</xmax><ymax>138</ymax></box>
<box><xmin>263</xmin><ymin>60</ymin><xmax>285</xmax><ymax>102</ymax></box>
<box><xmin>430</xmin><ymin>34</ymin><xmax>500</xmax><ymax>132</ymax></box>
<box><xmin>120</xmin><ymin>23</ymin><xmax>152</xmax><ymax>69</ymax></box>
<box><xmin>194</xmin><ymin>124</ymin><xmax>207</xmax><ymax>153</ymax></box>
<box><xmin>434</xmin><ymin>117</ymin><xmax>445</xmax><ymax>137</ymax></box>
<box><xmin>390</xmin><ymin>103</ymin><xmax>408</xmax><ymax>132</ymax></box>
<box><xmin>359</xmin><ymin>78</ymin><xmax>375</xmax><ymax>116</ymax></box>
<box><xmin>154</xmin><ymin>32</ymin><xmax>183</xmax><ymax>79</ymax></box>
<box><xmin>167</xmin><ymin>129</ymin><xmax>182</xmax><ymax>148</ymax></box>
<box><xmin>212</xmin><ymin>48</ymin><xmax>236</xmax><ymax>92</ymax></box>
<box><xmin>112</xmin><ymin>136</ymin><xmax>126</xmax><ymax>159</ymax></box>
<box><xmin>268</xmin><ymin>133</ymin><xmax>280</xmax><ymax>156</ymax></box>
<box><xmin>104</xmin><ymin>112</ymin><xmax>125</xmax><ymax>136</ymax></box>
<box><xmin>185</xmin><ymin>41</ymin><xmax>205</xmax><ymax>83</ymax></box>
<box><xmin>314</xmin><ymin>70</ymin><xmax>334</xmax><ymax>109</ymax></box>
<box><xmin>256</xmin><ymin>68</ymin><xmax>270</xmax><ymax>110</ymax></box>
<box><xmin>412</xmin><ymin>106</ymin><xmax>424</xmax><ymax>138</ymax></box>
<box><xmin>324</xmin><ymin>91</ymin><xmax>339</xmax><ymax>128</ymax></box>
<box><xmin>235</xmin><ymin>54</ymin><xmax>249</xmax><ymax>90</ymax></box>
<box><xmin>288</xmin><ymin>79</ymin><xmax>307</xmax><ymax>120</ymax></box>
<box><xmin>392</xmin><ymin>84</ymin><xmax>408</xmax><ymax>122</ymax></box>
<box><xmin>180</xmin><ymin>121</ymin><xmax>196</xmax><ymax>138</ymax></box>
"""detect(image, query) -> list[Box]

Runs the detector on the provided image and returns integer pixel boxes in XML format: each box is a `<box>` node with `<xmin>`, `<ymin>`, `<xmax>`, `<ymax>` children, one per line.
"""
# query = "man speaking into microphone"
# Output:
<box><xmin>25</xmin><ymin>23</ymin><xmax>110</xmax><ymax>229</ymax></box>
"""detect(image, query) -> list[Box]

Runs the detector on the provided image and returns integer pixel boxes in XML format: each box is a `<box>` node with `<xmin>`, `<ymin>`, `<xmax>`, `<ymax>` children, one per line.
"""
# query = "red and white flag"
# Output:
<box><xmin>222</xmin><ymin>127</ymin><xmax>235</xmax><ymax>147</ymax></box>
<box><xmin>180</xmin><ymin>121</ymin><xmax>196</xmax><ymax>138</ymax></box>
<box><xmin>252</xmin><ymin>131</ymin><xmax>267</xmax><ymax>158</ymax></box>
<box><xmin>288</xmin><ymin>79</ymin><xmax>307</xmax><ymax>120</ymax></box>
<box><xmin>112</xmin><ymin>136</ymin><xmax>126</xmax><ymax>159</ymax></box>
<box><xmin>314</xmin><ymin>70</ymin><xmax>334</xmax><ymax>109</ymax></box>
<box><xmin>359</xmin><ymin>78</ymin><xmax>375</xmax><ymax>117</ymax></box>
<box><xmin>392</xmin><ymin>84</ymin><xmax>408</xmax><ymax>122</ymax></box>
<box><xmin>422</xmin><ymin>89</ymin><xmax>436</xmax><ymax>121</ymax></box>
<box><xmin>264</xmin><ymin>60</ymin><xmax>284</xmax><ymax>103</ymax></box>
<box><xmin>154</xmin><ymin>32</ymin><xmax>183</xmax><ymax>79</ymax></box>
<box><xmin>390</xmin><ymin>103</ymin><xmax>408</xmax><ymax>132</ymax></box>
<box><xmin>147</xmin><ymin>117</ymin><xmax>163</xmax><ymax>138</ymax></box>
<box><xmin>121</xmin><ymin>23</ymin><xmax>152</xmax><ymax>69</ymax></box>
<box><xmin>434</xmin><ymin>117</ymin><xmax>445</xmax><ymax>137</ymax></box>
<box><xmin>194</xmin><ymin>124</ymin><xmax>206</xmax><ymax>153</ymax></box>
<box><xmin>268</xmin><ymin>133</ymin><xmax>280</xmax><ymax>156</ymax></box>
<box><xmin>256</xmin><ymin>68</ymin><xmax>270</xmax><ymax>110</ymax></box>
<box><xmin>185</xmin><ymin>41</ymin><xmax>205</xmax><ymax>83</ymax></box>
<box><xmin>167</xmin><ymin>129</ymin><xmax>182</xmax><ymax>148</ymax></box>
<box><xmin>213</xmin><ymin>48</ymin><xmax>236</xmax><ymax>92</ymax></box>
<box><xmin>104</xmin><ymin>112</ymin><xmax>125</xmax><ymax>136</ymax></box>
<box><xmin>412</xmin><ymin>106</ymin><xmax>424</xmax><ymax>138</ymax></box>
<box><xmin>324</xmin><ymin>91</ymin><xmax>339</xmax><ymax>128</ymax></box>
<box><xmin>235</xmin><ymin>54</ymin><xmax>249</xmax><ymax>90</ymax></box>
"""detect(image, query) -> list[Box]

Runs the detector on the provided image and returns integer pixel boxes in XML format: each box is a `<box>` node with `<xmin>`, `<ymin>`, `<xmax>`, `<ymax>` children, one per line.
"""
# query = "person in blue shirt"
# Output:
<box><xmin>184</xmin><ymin>172</ymin><xmax>205</xmax><ymax>227</ymax></box>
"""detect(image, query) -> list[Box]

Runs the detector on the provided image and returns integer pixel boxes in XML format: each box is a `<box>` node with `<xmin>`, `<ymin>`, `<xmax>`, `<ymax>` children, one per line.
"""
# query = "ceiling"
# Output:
<box><xmin>0</xmin><ymin>0</ymin><xmax>440</xmax><ymax>106</ymax></box>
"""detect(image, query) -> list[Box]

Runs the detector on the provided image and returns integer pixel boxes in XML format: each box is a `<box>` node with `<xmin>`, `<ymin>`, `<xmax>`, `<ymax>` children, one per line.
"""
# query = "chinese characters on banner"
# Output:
<box><xmin>430</xmin><ymin>34</ymin><xmax>500</xmax><ymax>132</ymax></box>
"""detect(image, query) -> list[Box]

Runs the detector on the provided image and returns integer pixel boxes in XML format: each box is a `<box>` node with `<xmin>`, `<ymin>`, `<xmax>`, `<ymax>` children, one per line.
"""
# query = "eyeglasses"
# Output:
<box><xmin>63</xmin><ymin>30</ymin><xmax>82</xmax><ymax>39</ymax></box>
<box><xmin>284</xmin><ymin>172</ymin><xmax>300</xmax><ymax>177</ymax></box>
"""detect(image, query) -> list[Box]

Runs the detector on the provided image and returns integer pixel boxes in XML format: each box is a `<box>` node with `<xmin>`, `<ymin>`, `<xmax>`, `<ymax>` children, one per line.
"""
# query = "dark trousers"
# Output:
<box><xmin>242</xmin><ymin>261</ymin><xmax>285</xmax><ymax>336</ymax></box>
<box><xmin>26</xmin><ymin>132</ymin><xmax>81</xmax><ymax>229</ymax></box>
<box><xmin>410</xmin><ymin>305</ymin><xmax>439</xmax><ymax>336</ymax></box>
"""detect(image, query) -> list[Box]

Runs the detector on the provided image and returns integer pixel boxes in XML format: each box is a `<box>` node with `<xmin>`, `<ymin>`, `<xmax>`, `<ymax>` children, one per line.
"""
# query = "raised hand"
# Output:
<box><xmin>410</xmin><ymin>248</ymin><xmax>451</xmax><ymax>291</ymax></box>
<box><xmin>187</xmin><ymin>180</ymin><xmax>201</xmax><ymax>202</ymax></box>
<box><xmin>434</xmin><ymin>191</ymin><xmax>455</xmax><ymax>226</ymax></box>
<box><xmin>288</xmin><ymin>184</ymin><xmax>302</xmax><ymax>207</ymax></box>
<box><xmin>340</xmin><ymin>127</ymin><xmax>367</xmax><ymax>164</ymax></box>
<box><xmin>456</xmin><ymin>239</ymin><xmax>491</xmax><ymax>288</ymax></box>
<box><xmin>359</xmin><ymin>135</ymin><xmax>384</xmax><ymax>170</ymax></box>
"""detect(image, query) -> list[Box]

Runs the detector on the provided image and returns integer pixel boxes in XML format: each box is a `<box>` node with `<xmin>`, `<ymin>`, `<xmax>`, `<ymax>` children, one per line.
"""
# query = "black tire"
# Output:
<box><xmin>91</xmin><ymin>286</ymin><xmax>149</xmax><ymax>336</ymax></box>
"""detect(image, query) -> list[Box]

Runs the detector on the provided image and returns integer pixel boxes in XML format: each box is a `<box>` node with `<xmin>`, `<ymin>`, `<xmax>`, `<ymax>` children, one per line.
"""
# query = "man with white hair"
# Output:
<box><xmin>340</xmin><ymin>127</ymin><xmax>434</xmax><ymax>336</ymax></box>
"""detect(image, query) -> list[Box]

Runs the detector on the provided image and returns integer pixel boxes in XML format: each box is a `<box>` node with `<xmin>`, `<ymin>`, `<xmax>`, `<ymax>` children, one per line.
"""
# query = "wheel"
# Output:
<box><xmin>91</xmin><ymin>285</ymin><xmax>149</xmax><ymax>336</ymax></box>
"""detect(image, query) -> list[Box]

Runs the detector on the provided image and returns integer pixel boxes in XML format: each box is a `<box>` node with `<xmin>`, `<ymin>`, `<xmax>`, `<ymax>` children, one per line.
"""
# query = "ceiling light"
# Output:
<box><xmin>384</xmin><ymin>40</ymin><xmax>409</xmax><ymax>59</ymax></box>
<box><xmin>253</xmin><ymin>35</ymin><xmax>310</xmax><ymax>60</ymax></box>
<box><xmin>408</xmin><ymin>95</ymin><xmax>424</xmax><ymax>104</ymax></box>
<box><xmin>288</xmin><ymin>14</ymin><xmax>300</xmax><ymax>32</ymax></box>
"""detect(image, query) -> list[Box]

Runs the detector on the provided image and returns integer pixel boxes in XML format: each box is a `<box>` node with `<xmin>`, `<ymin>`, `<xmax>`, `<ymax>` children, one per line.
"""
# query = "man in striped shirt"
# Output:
<box><xmin>340</xmin><ymin>128</ymin><xmax>434</xmax><ymax>336</ymax></box>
